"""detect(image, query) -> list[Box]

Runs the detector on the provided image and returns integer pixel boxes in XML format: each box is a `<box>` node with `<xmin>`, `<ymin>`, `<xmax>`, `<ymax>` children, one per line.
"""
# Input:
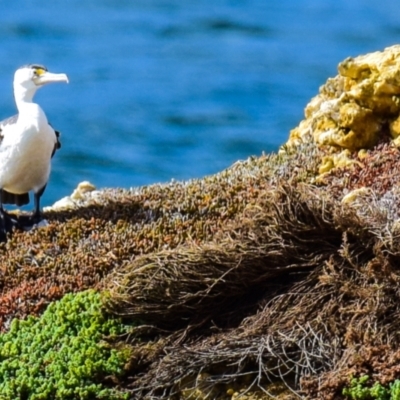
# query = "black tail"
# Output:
<box><xmin>1</xmin><ymin>190</ymin><xmax>30</xmax><ymax>206</ymax></box>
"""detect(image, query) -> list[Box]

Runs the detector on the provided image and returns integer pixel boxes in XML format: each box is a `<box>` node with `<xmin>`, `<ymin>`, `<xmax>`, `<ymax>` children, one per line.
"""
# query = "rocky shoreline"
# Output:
<box><xmin>2</xmin><ymin>45</ymin><xmax>400</xmax><ymax>399</ymax></box>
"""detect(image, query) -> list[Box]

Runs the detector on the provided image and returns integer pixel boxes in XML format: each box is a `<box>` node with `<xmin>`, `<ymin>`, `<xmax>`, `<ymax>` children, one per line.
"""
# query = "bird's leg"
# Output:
<box><xmin>0</xmin><ymin>189</ymin><xmax>17</xmax><ymax>242</ymax></box>
<box><xmin>17</xmin><ymin>186</ymin><xmax>46</xmax><ymax>229</ymax></box>
<box><xmin>32</xmin><ymin>185</ymin><xmax>46</xmax><ymax>224</ymax></box>
<box><xmin>0</xmin><ymin>190</ymin><xmax>6</xmax><ymax>242</ymax></box>
<box><xmin>0</xmin><ymin>189</ymin><xmax>5</xmax><ymax>214</ymax></box>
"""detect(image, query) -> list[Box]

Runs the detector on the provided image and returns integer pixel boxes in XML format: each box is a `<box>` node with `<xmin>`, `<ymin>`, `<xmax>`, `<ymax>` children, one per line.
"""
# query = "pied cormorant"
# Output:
<box><xmin>0</xmin><ymin>64</ymin><xmax>68</xmax><ymax>239</ymax></box>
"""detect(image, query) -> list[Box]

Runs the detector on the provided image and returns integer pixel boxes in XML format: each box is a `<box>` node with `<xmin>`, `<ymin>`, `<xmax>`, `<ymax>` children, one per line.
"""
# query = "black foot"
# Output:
<box><xmin>16</xmin><ymin>212</ymin><xmax>44</xmax><ymax>230</ymax></box>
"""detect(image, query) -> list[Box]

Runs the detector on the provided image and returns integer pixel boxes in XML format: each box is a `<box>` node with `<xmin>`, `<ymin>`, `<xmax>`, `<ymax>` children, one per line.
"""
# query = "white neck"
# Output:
<box><xmin>14</xmin><ymin>85</ymin><xmax>38</xmax><ymax>112</ymax></box>
<box><xmin>13</xmin><ymin>85</ymin><xmax>48</xmax><ymax>126</ymax></box>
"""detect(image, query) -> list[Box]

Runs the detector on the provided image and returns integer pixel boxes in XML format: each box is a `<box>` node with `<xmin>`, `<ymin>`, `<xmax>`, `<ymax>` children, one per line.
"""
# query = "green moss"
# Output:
<box><xmin>0</xmin><ymin>290</ymin><xmax>130</xmax><ymax>399</ymax></box>
<box><xmin>343</xmin><ymin>375</ymin><xmax>400</xmax><ymax>400</ymax></box>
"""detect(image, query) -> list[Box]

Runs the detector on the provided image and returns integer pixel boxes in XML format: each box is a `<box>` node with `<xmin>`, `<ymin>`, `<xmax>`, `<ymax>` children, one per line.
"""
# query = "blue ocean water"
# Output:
<box><xmin>0</xmin><ymin>1</ymin><xmax>400</xmax><ymax>206</ymax></box>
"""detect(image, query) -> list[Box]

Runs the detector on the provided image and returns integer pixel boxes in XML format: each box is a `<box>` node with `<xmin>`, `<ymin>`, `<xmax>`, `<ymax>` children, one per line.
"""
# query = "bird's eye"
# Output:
<box><xmin>34</xmin><ymin>68</ymin><xmax>45</xmax><ymax>76</ymax></box>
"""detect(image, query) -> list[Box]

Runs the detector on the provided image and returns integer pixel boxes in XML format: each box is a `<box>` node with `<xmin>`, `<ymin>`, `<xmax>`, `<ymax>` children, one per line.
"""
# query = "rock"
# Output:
<box><xmin>70</xmin><ymin>181</ymin><xmax>96</xmax><ymax>200</ymax></box>
<box><xmin>46</xmin><ymin>181</ymin><xmax>97</xmax><ymax>211</ymax></box>
<box><xmin>287</xmin><ymin>45</ymin><xmax>400</xmax><ymax>151</ymax></box>
<box><xmin>47</xmin><ymin>196</ymin><xmax>76</xmax><ymax>211</ymax></box>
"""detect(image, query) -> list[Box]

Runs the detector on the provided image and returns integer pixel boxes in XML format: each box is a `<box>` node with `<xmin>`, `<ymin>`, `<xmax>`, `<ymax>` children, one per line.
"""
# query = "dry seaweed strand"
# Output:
<box><xmin>106</xmin><ymin>184</ymin><xmax>343</xmax><ymax>330</ymax></box>
<box><xmin>106</xmin><ymin>177</ymin><xmax>400</xmax><ymax>399</ymax></box>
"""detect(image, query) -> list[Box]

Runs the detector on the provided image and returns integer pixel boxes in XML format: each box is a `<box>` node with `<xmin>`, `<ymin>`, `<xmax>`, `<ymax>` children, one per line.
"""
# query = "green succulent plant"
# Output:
<box><xmin>343</xmin><ymin>375</ymin><xmax>400</xmax><ymax>400</ymax></box>
<box><xmin>0</xmin><ymin>290</ymin><xmax>130</xmax><ymax>400</ymax></box>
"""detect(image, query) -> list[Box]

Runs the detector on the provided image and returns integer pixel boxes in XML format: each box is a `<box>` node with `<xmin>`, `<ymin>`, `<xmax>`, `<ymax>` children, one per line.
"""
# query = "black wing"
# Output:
<box><xmin>1</xmin><ymin>191</ymin><xmax>29</xmax><ymax>206</ymax></box>
<box><xmin>52</xmin><ymin>128</ymin><xmax>61</xmax><ymax>157</ymax></box>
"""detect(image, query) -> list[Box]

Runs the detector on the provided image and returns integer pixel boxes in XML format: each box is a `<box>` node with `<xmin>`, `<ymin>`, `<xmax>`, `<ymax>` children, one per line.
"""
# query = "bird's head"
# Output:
<box><xmin>13</xmin><ymin>64</ymin><xmax>69</xmax><ymax>103</ymax></box>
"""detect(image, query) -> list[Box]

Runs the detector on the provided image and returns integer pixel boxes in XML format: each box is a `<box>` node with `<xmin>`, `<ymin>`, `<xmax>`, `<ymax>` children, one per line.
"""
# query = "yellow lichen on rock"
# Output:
<box><xmin>389</xmin><ymin>114</ymin><xmax>400</xmax><ymax>144</ymax></box>
<box><xmin>318</xmin><ymin>149</ymin><xmax>362</xmax><ymax>177</ymax></box>
<box><xmin>341</xmin><ymin>187</ymin><xmax>371</xmax><ymax>204</ymax></box>
<box><xmin>287</xmin><ymin>45</ymin><xmax>400</xmax><ymax>153</ymax></box>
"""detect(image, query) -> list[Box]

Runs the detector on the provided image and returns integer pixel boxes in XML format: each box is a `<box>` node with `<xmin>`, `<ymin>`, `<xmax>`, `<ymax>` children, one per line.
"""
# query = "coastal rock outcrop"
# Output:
<box><xmin>288</xmin><ymin>44</ymin><xmax>400</xmax><ymax>174</ymax></box>
<box><xmin>2</xmin><ymin>47</ymin><xmax>400</xmax><ymax>399</ymax></box>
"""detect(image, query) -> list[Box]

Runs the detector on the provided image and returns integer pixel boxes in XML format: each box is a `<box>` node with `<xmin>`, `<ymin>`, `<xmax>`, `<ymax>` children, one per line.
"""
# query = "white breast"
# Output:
<box><xmin>0</xmin><ymin>106</ymin><xmax>56</xmax><ymax>194</ymax></box>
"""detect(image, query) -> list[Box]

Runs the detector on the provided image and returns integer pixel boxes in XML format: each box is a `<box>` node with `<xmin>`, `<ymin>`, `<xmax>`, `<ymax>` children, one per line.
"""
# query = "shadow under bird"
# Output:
<box><xmin>0</xmin><ymin>64</ymin><xmax>68</xmax><ymax>241</ymax></box>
